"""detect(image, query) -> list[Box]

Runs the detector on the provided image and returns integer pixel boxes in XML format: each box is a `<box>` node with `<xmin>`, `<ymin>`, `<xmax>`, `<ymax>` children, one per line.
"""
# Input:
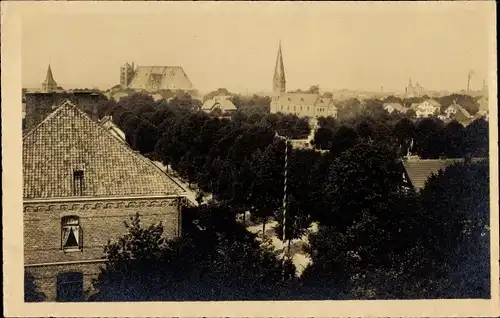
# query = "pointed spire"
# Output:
<box><xmin>273</xmin><ymin>41</ymin><xmax>286</xmax><ymax>94</ymax></box>
<box><xmin>45</xmin><ymin>64</ymin><xmax>55</xmax><ymax>84</ymax></box>
<box><xmin>42</xmin><ymin>64</ymin><xmax>58</xmax><ymax>93</ymax></box>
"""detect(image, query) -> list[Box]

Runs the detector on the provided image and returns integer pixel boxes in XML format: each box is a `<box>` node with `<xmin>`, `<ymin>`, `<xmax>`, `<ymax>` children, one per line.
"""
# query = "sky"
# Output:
<box><xmin>21</xmin><ymin>1</ymin><xmax>494</xmax><ymax>94</ymax></box>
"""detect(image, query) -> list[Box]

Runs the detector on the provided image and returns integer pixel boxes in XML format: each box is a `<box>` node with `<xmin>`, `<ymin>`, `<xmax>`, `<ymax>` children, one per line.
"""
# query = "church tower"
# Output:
<box><xmin>120</xmin><ymin>62</ymin><xmax>135</xmax><ymax>88</ymax></box>
<box><xmin>42</xmin><ymin>64</ymin><xmax>57</xmax><ymax>93</ymax></box>
<box><xmin>273</xmin><ymin>41</ymin><xmax>286</xmax><ymax>95</ymax></box>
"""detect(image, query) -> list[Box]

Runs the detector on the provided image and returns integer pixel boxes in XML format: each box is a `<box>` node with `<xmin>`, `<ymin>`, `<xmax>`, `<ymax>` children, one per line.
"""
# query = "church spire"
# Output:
<box><xmin>273</xmin><ymin>41</ymin><xmax>286</xmax><ymax>95</ymax></box>
<box><xmin>42</xmin><ymin>64</ymin><xmax>58</xmax><ymax>93</ymax></box>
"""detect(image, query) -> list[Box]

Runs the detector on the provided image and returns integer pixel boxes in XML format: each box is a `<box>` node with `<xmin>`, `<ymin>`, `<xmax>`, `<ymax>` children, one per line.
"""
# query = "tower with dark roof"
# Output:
<box><xmin>272</xmin><ymin>41</ymin><xmax>286</xmax><ymax>95</ymax></box>
<box><xmin>42</xmin><ymin>64</ymin><xmax>57</xmax><ymax>93</ymax></box>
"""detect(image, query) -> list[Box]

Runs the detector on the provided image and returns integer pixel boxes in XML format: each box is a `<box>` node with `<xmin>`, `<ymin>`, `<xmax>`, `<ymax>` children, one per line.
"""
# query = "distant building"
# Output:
<box><xmin>120</xmin><ymin>62</ymin><xmax>196</xmax><ymax>92</ymax></box>
<box><xmin>269</xmin><ymin>42</ymin><xmax>338</xmax><ymax>118</ymax></box>
<box><xmin>23</xmin><ymin>100</ymin><xmax>188</xmax><ymax>301</ymax></box>
<box><xmin>383</xmin><ymin>102</ymin><xmax>405</xmax><ymax>114</ymax></box>
<box><xmin>443</xmin><ymin>100</ymin><xmax>473</xmax><ymax>125</ymax></box>
<box><xmin>476</xmin><ymin>95</ymin><xmax>489</xmax><ymax>121</ymax></box>
<box><xmin>201</xmin><ymin>95</ymin><xmax>237</xmax><ymax>114</ymax></box>
<box><xmin>412</xmin><ymin>99</ymin><xmax>441</xmax><ymax>118</ymax></box>
<box><xmin>23</xmin><ymin>91</ymin><xmax>106</xmax><ymax>131</ymax></box>
<box><xmin>405</xmin><ymin>78</ymin><xmax>425</xmax><ymax>98</ymax></box>
<box><xmin>42</xmin><ymin>65</ymin><xmax>58</xmax><ymax>93</ymax></box>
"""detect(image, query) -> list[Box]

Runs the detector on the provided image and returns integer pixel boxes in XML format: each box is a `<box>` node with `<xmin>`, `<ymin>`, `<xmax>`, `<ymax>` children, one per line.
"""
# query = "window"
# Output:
<box><xmin>73</xmin><ymin>169</ymin><xmax>85</xmax><ymax>196</ymax></box>
<box><xmin>61</xmin><ymin>216</ymin><xmax>82</xmax><ymax>252</ymax></box>
<box><xmin>56</xmin><ymin>272</ymin><xmax>84</xmax><ymax>302</ymax></box>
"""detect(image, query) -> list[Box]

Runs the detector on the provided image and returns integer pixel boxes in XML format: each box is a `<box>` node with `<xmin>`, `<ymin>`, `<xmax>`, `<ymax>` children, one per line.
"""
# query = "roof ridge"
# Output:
<box><xmin>25</xmin><ymin>100</ymin><xmax>186</xmax><ymax>196</ymax></box>
<box><xmin>22</xmin><ymin>99</ymin><xmax>74</xmax><ymax>141</ymax></box>
<box><xmin>84</xmin><ymin>112</ymin><xmax>187</xmax><ymax>195</ymax></box>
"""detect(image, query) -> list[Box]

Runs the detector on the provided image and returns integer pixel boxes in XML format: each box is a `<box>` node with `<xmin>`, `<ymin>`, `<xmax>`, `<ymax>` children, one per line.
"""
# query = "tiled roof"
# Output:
<box><xmin>384</xmin><ymin>103</ymin><xmax>405</xmax><ymax>112</ymax></box>
<box><xmin>402</xmin><ymin>157</ymin><xmax>486</xmax><ymax>190</ymax></box>
<box><xmin>23</xmin><ymin>100</ymin><xmax>185</xmax><ymax>199</ymax></box>
<box><xmin>275</xmin><ymin>93</ymin><xmax>336</xmax><ymax>109</ymax></box>
<box><xmin>128</xmin><ymin>66</ymin><xmax>195</xmax><ymax>91</ymax></box>
<box><xmin>201</xmin><ymin>96</ymin><xmax>237</xmax><ymax>112</ymax></box>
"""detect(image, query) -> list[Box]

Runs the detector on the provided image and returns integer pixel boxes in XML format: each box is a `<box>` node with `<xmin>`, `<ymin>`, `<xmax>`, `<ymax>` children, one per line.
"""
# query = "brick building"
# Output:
<box><xmin>23</xmin><ymin>100</ymin><xmax>188</xmax><ymax>301</ymax></box>
<box><xmin>23</xmin><ymin>91</ymin><xmax>107</xmax><ymax>132</ymax></box>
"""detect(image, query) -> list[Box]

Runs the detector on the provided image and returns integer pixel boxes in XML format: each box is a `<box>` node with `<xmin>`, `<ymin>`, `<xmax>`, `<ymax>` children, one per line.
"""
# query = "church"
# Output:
<box><xmin>269</xmin><ymin>43</ymin><xmax>338</xmax><ymax>118</ymax></box>
<box><xmin>120</xmin><ymin>62</ymin><xmax>196</xmax><ymax>92</ymax></box>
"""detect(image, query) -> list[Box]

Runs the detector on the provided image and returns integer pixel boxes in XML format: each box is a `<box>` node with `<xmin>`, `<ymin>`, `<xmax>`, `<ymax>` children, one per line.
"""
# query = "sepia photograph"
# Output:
<box><xmin>2</xmin><ymin>0</ymin><xmax>499</xmax><ymax>317</ymax></box>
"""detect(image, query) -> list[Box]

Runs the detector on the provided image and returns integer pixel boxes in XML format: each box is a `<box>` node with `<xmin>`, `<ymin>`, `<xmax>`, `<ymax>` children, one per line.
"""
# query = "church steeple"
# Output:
<box><xmin>273</xmin><ymin>41</ymin><xmax>286</xmax><ymax>95</ymax></box>
<box><xmin>42</xmin><ymin>64</ymin><xmax>58</xmax><ymax>93</ymax></box>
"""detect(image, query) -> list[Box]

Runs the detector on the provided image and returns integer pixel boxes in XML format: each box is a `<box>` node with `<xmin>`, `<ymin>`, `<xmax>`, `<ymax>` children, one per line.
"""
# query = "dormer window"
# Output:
<box><xmin>73</xmin><ymin>169</ymin><xmax>85</xmax><ymax>196</ymax></box>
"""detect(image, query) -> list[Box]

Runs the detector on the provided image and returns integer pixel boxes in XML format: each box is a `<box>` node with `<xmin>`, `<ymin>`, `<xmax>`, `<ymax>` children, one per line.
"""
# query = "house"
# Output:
<box><xmin>402</xmin><ymin>156</ymin><xmax>486</xmax><ymax>191</ymax></box>
<box><xmin>111</xmin><ymin>91</ymin><xmax>129</xmax><ymax>102</ymax></box>
<box><xmin>269</xmin><ymin>42</ymin><xmax>337</xmax><ymax>118</ymax></box>
<box><xmin>443</xmin><ymin>101</ymin><xmax>473</xmax><ymax>125</ymax></box>
<box><xmin>271</xmin><ymin>93</ymin><xmax>338</xmax><ymax>118</ymax></box>
<box><xmin>151</xmin><ymin>93</ymin><xmax>163</xmax><ymax>102</ymax></box>
<box><xmin>201</xmin><ymin>95</ymin><xmax>238</xmax><ymax>114</ymax></box>
<box><xmin>475</xmin><ymin>96</ymin><xmax>489</xmax><ymax>121</ymax></box>
<box><xmin>383</xmin><ymin>102</ymin><xmax>405</xmax><ymax>114</ymax></box>
<box><xmin>23</xmin><ymin>100</ymin><xmax>188</xmax><ymax>301</ymax></box>
<box><xmin>412</xmin><ymin>99</ymin><xmax>441</xmax><ymax>118</ymax></box>
<box><xmin>120</xmin><ymin>62</ymin><xmax>196</xmax><ymax>92</ymax></box>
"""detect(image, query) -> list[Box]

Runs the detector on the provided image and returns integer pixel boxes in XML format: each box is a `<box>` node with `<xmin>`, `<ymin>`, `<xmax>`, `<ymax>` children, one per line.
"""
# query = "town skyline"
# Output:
<box><xmin>21</xmin><ymin>2</ymin><xmax>492</xmax><ymax>94</ymax></box>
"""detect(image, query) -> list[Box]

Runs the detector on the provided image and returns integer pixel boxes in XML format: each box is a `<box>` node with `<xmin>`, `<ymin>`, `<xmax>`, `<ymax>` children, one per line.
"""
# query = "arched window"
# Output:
<box><xmin>61</xmin><ymin>216</ymin><xmax>82</xmax><ymax>252</ymax></box>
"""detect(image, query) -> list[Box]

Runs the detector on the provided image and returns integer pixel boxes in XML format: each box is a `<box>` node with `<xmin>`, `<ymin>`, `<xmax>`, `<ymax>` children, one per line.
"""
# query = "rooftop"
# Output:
<box><xmin>23</xmin><ymin>100</ymin><xmax>185</xmax><ymax>199</ymax></box>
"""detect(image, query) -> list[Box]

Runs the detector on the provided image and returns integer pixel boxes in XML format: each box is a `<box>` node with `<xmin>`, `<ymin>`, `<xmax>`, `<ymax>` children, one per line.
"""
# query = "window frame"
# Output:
<box><xmin>61</xmin><ymin>215</ymin><xmax>83</xmax><ymax>252</ymax></box>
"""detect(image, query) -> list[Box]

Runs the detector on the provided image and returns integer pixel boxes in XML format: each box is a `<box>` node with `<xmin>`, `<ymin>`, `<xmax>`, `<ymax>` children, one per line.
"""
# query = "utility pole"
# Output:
<box><xmin>275</xmin><ymin>132</ymin><xmax>290</xmax><ymax>281</ymax></box>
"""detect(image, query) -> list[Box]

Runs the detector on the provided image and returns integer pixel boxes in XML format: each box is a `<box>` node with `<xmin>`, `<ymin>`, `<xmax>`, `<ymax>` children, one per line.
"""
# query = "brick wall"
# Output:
<box><xmin>24</xmin><ymin>197</ymin><xmax>181</xmax><ymax>300</ymax></box>
<box><xmin>24</xmin><ymin>197</ymin><xmax>181</xmax><ymax>264</ymax></box>
<box><xmin>26</xmin><ymin>261</ymin><xmax>103</xmax><ymax>301</ymax></box>
<box><xmin>24</xmin><ymin>92</ymin><xmax>106</xmax><ymax>131</ymax></box>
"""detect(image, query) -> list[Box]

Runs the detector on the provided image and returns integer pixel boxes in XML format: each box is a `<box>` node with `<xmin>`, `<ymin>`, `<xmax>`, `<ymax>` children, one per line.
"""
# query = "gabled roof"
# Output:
<box><xmin>23</xmin><ymin>101</ymin><xmax>185</xmax><ymax>199</ymax></box>
<box><xmin>201</xmin><ymin>96</ymin><xmax>237</xmax><ymax>112</ymax></box>
<box><xmin>426</xmin><ymin>99</ymin><xmax>441</xmax><ymax>107</ymax></box>
<box><xmin>445</xmin><ymin>103</ymin><xmax>472</xmax><ymax>119</ymax></box>
<box><xmin>402</xmin><ymin>157</ymin><xmax>485</xmax><ymax>190</ymax></box>
<box><xmin>383</xmin><ymin>102</ymin><xmax>405</xmax><ymax>112</ymax></box>
<box><xmin>128</xmin><ymin>66</ymin><xmax>195</xmax><ymax>91</ymax></box>
<box><xmin>275</xmin><ymin>93</ymin><xmax>319</xmax><ymax>106</ymax></box>
<box><xmin>314</xmin><ymin>97</ymin><xmax>336</xmax><ymax>109</ymax></box>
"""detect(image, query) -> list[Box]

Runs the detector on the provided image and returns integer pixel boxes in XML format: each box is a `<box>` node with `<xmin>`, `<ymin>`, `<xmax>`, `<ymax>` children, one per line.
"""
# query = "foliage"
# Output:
<box><xmin>25</xmin><ymin>270</ymin><xmax>46</xmax><ymax>302</ymax></box>
<box><xmin>91</xmin><ymin>211</ymin><xmax>293</xmax><ymax>301</ymax></box>
<box><xmin>417</xmin><ymin>160</ymin><xmax>490</xmax><ymax>298</ymax></box>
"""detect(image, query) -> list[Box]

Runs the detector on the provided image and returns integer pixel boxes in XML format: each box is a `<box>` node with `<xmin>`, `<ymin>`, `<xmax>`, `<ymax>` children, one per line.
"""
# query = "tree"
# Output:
<box><xmin>25</xmin><ymin>270</ymin><xmax>46</xmax><ymax>302</ymax></box>
<box><xmin>91</xmin><ymin>210</ymin><xmax>293</xmax><ymax>301</ymax></box>
<box><xmin>329</xmin><ymin>125</ymin><xmax>359</xmax><ymax>156</ymax></box>
<box><xmin>414</xmin><ymin>118</ymin><xmax>444</xmax><ymax>159</ymax></box>
<box><xmin>418</xmin><ymin>160</ymin><xmax>490</xmax><ymax>298</ymax></box>
<box><xmin>463</xmin><ymin>117</ymin><xmax>489</xmax><ymax>157</ymax></box>
<box><xmin>440</xmin><ymin>121</ymin><xmax>465</xmax><ymax>158</ymax></box>
<box><xmin>312</xmin><ymin>127</ymin><xmax>334</xmax><ymax>150</ymax></box>
<box><xmin>318</xmin><ymin>143</ymin><xmax>405</xmax><ymax>229</ymax></box>
<box><xmin>248</xmin><ymin>141</ymin><xmax>286</xmax><ymax>235</ymax></box>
